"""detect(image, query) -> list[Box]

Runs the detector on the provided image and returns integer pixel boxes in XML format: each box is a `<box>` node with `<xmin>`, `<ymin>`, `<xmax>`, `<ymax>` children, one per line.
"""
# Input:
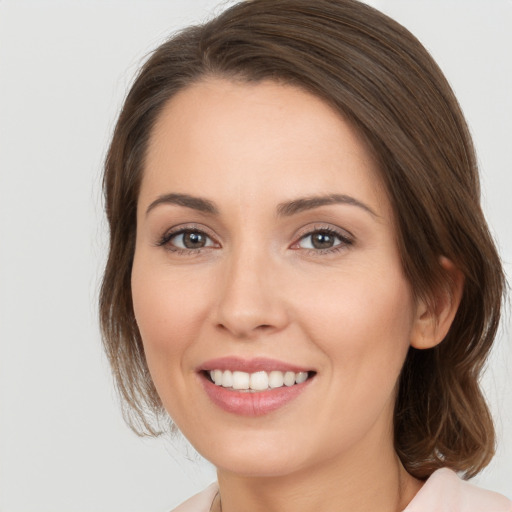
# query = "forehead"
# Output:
<box><xmin>140</xmin><ymin>78</ymin><xmax>390</xmax><ymax>218</ymax></box>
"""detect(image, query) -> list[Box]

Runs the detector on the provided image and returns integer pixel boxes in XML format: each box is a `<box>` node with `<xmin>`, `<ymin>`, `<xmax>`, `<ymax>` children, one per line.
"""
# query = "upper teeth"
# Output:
<box><xmin>209</xmin><ymin>369</ymin><xmax>309</xmax><ymax>391</ymax></box>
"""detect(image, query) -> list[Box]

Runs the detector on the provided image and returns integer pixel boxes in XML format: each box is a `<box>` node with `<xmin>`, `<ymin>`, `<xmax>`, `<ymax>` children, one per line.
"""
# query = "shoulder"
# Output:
<box><xmin>170</xmin><ymin>483</ymin><xmax>218</xmax><ymax>512</ymax></box>
<box><xmin>404</xmin><ymin>468</ymin><xmax>512</xmax><ymax>512</ymax></box>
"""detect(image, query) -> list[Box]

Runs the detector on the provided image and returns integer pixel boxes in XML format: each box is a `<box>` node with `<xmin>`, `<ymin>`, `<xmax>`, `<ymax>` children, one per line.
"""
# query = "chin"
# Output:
<box><xmin>213</xmin><ymin>451</ymin><xmax>305</xmax><ymax>478</ymax></box>
<box><xmin>190</xmin><ymin>428</ymin><xmax>320</xmax><ymax>478</ymax></box>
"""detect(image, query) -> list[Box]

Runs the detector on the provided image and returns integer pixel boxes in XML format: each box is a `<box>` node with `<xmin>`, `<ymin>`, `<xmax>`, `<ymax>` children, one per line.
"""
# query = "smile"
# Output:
<box><xmin>199</xmin><ymin>357</ymin><xmax>316</xmax><ymax>416</ymax></box>
<box><xmin>208</xmin><ymin>369</ymin><xmax>310</xmax><ymax>391</ymax></box>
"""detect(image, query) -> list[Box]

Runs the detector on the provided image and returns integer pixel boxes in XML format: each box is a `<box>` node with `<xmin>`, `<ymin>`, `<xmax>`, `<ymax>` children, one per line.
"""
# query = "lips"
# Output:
<box><xmin>198</xmin><ymin>357</ymin><xmax>316</xmax><ymax>416</ymax></box>
<box><xmin>200</xmin><ymin>356</ymin><xmax>312</xmax><ymax>374</ymax></box>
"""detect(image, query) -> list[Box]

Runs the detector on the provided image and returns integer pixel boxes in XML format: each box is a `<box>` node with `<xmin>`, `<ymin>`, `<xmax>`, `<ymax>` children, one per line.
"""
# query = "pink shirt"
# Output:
<box><xmin>171</xmin><ymin>468</ymin><xmax>512</xmax><ymax>512</ymax></box>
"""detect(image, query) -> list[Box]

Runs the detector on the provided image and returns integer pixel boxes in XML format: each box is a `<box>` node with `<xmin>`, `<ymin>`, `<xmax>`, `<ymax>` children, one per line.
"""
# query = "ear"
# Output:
<box><xmin>410</xmin><ymin>257</ymin><xmax>465</xmax><ymax>350</ymax></box>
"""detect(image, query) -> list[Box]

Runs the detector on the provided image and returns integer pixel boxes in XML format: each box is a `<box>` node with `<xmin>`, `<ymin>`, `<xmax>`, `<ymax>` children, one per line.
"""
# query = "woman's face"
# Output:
<box><xmin>132</xmin><ymin>78</ymin><xmax>422</xmax><ymax>477</ymax></box>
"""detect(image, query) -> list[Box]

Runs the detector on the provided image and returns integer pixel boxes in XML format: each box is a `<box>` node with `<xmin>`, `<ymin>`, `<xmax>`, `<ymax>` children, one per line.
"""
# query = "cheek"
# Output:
<box><xmin>130</xmin><ymin>256</ymin><xmax>211</xmax><ymax>378</ymax></box>
<box><xmin>297</xmin><ymin>264</ymin><xmax>415</xmax><ymax>387</ymax></box>
<box><xmin>291</xmin><ymin>267</ymin><xmax>415</xmax><ymax>452</ymax></box>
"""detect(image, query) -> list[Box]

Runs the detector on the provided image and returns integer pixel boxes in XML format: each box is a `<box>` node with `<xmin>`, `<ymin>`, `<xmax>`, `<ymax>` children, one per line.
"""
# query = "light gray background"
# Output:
<box><xmin>0</xmin><ymin>1</ymin><xmax>510</xmax><ymax>510</ymax></box>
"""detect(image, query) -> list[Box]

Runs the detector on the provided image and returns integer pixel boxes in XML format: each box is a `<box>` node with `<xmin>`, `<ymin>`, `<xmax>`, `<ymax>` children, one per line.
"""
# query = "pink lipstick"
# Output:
<box><xmin>198</xmin><ymin>357</ymin><xmax>315</xmax><ymax>416</ymax></box>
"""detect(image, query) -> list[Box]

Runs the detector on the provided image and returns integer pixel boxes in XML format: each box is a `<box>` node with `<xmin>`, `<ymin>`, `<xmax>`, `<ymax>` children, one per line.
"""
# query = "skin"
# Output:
<box><xmin>132</xmin><ymin>78</ymin><xmax>463</xmax><ymax>512</ymax></box>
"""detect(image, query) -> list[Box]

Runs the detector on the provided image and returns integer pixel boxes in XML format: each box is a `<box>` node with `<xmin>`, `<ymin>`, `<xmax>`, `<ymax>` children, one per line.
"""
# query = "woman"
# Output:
<box><xmin>100</xmin><ymin>0</ymin><xmax>511</xmax><ymax>510</ymax></box>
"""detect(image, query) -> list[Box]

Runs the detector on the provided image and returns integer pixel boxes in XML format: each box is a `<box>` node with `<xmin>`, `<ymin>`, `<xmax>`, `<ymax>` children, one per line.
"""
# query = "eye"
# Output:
<box><xmin>294</xmin><ymin>227</ymin><xmax>353</xmax><ymax>252</ymax></box>
<box><xmin>158</xmin><ymin>228</ymin><xmax>217</xmax><ymax>251</ymax></box>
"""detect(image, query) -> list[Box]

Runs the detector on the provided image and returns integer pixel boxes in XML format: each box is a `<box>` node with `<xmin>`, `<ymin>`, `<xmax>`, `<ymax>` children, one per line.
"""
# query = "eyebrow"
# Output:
<box><xmin>145</xmin><ymin>192</ymin><xmax>377</xmax><ymax>218</ymax></box>
<box><xmin>276</xmin><ymin>194</ymin><xmax>378</xmax><ymax>217</ymax></box>
<box><xmin>146</xmin><ymin>193</ymin><xmax>219</xmax><ymax>216</ymax></box>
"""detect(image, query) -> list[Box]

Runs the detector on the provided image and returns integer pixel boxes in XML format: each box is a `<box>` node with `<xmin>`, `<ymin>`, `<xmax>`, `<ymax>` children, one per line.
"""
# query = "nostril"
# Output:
<box><xmin>215</xmin><ymin>322</ymin><xmax>276</xmax><ymax>338</ymax></box>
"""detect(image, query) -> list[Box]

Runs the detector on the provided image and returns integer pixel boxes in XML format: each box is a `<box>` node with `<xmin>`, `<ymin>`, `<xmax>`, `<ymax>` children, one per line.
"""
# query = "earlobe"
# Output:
<box><xmin>410</xmin><ymin>257</ymin><xmax>465</xmax><ymax>350</ymax></box>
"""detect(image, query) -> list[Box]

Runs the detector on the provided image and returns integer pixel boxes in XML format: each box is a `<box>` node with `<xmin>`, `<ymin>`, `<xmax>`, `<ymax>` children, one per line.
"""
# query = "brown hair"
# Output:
<box><xmin>100</xmin><ymin>0</ymin><xmax>505</xmax><ymax>479</ymax></box>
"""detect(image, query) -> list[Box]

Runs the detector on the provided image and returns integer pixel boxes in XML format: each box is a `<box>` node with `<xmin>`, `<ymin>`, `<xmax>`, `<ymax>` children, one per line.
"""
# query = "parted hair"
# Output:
<box><xmin>100</xmin><ymin>0</ymin><xmax>505</xmax><ymax>479</ymax></box>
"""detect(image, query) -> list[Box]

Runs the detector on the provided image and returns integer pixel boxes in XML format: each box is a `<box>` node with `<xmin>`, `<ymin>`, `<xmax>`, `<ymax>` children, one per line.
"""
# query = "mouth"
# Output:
<box><xmin>203</xmin><ymin>369</ymin><xmax>315</xmax><ymax>392</ymax></box>
<box><xmin>198</xmin><ymin>357</ymin><xmax>316</xmax><ymax>416</ymax></box>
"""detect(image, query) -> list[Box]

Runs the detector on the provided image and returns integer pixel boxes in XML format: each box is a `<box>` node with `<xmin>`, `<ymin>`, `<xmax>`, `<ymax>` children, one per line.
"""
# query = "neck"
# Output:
<box><xmin>215</xmin><ymin>430</ymin><xmax>423</xmax><ymax>512</ymax></box>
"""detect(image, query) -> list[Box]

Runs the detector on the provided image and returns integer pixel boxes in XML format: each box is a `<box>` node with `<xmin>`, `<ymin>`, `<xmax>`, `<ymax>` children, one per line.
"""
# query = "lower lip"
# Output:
<box><xmin>200</xmin><ymin>373</ymin><xmax>313</xmax><ymax>416</ymax></box>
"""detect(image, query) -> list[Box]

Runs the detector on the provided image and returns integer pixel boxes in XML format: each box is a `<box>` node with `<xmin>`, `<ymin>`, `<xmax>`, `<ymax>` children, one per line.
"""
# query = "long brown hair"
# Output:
<box><xmin>100</xmin><ymin>0</ymin><xmax>505</xmax><ymax>479</ymax></box>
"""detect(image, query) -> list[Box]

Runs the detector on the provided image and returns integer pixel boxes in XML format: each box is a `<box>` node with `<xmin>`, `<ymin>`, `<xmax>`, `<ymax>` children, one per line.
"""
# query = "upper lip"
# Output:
<box><xmin>198</xmin><ymin>356</ymin><xmax>313</xmax><ymax>374</ymax></box>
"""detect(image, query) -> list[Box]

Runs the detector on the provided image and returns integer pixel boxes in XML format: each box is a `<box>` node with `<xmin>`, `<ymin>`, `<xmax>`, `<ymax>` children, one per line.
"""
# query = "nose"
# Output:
<box><xmin>213</xmin><ymin>248</ymin><xmax>289</xmax><ymax>339</ymax></box>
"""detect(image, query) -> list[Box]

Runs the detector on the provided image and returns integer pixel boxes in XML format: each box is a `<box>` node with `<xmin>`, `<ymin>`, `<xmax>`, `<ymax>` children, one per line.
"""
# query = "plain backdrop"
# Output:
<box><xmin>0</xmin><ymin>1</ymin><xmax>511</xmax><ymax>510</ymax></box>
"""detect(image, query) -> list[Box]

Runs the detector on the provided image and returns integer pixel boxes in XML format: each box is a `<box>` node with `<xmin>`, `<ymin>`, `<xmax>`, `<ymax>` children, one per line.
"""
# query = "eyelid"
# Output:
<box><xmin>156</xmin><ymin>223</ymin><xmax>221</xmax><ymax>250</ymax></box>
<box><xmin>289</xmin><ymin>224</ymin><xmax>355</xmax><ymax>256</ymax></box>
<box><xmin>155</xmin><ymin>222</ymin><xmax>353</xmax><ymax>254</ymax></box>
<box><xmin>291</xmin><ymin>223</ymin><xmax>354</xmax><ymax>244</ymax></box>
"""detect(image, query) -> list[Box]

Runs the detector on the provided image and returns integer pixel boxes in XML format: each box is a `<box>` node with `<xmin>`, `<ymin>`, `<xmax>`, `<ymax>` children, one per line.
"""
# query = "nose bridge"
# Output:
<box><xmin>214</xmin><ymin>241</ymin><xmax>288</xmax><ymax>338</ymax></box>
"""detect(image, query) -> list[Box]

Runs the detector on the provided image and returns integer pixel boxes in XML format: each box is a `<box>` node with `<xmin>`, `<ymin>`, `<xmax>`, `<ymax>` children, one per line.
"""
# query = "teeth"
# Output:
<box><xmin>250</xmin><ymin>371</ymin><xmax>269</xmax><ymax>391</ymax></box>
<box><xmin>283</xmin><ymin>371</ymin><xmax>296</xmax><ymax>386</ymax></box>
<box><xmin>268</xmin><ymin>370</ymin><xmax>284</xmax><ymax>388</ymax></box>
<box><xmin>295</xmin><ymin>371</ymin><xmax>308</xmax><ymax>384</ymax></box>
<box><xmin>208</xmin><ymin>369</ymin><xmax>311</xmax><ymax>391</ymax></box>
<box><xmin>221</xmin><ymin>370</ymin><xmax>233</xmax><ymax>388</ymax></box>
<box><xmin>232</xmin><ymin>371</ymin><xmax>250</xmax><ymax>390</ymax></box>
<box><xmin>213</xmin><ymin>370</ymin><xmax>223</xmax><ymax>385</ymax></box>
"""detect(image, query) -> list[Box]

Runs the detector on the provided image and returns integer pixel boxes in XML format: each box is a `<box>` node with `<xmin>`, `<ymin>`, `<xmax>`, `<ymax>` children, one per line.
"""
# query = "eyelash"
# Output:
<box><xmin>156</xmin><ymin>225</ymin><xmax>217</xmax><ymax>256</ymax></box>
<box><xmin>156</xmin><ymin>224</ymin><xmax>354</xmax><ymax>256</ymax></box>
<box><xmin>292</xmin><ymin>225</ymin><xmax>354</xmax><ymax>256</ymax></box>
